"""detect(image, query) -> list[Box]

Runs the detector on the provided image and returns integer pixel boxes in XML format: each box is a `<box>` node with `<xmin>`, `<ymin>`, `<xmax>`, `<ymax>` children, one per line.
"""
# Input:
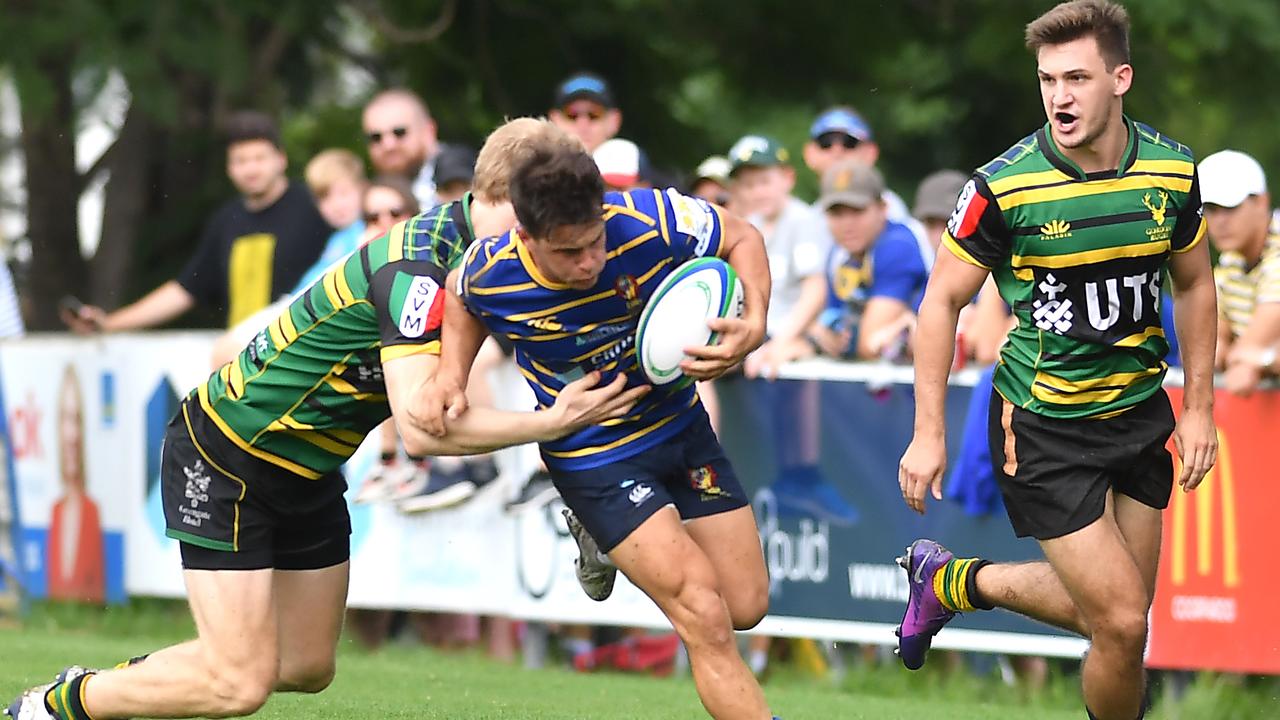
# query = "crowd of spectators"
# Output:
<box><xmin>5</xmin><ymin>67</ymin><xmax>1278</xmax><ymax>683</ymax></box>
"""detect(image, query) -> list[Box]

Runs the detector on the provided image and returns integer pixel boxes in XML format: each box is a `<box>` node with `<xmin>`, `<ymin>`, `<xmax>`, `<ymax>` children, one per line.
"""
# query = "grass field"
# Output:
<box><xmin>0</xmin><ymin>602</ymin><xmax>1274</xmax><ymax>719</ymax></box>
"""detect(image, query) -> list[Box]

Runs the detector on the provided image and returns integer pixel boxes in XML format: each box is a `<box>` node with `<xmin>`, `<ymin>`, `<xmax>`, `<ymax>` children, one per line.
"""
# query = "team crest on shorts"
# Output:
<box><xmin>689</xmin><ymin>465</ymin><xmax>728</xmax><ymax>500</ymax></box>
<box><xmin>615</xmin><ymin>274</ymin><xmax>642</xmax><ymax>312</ymax></box>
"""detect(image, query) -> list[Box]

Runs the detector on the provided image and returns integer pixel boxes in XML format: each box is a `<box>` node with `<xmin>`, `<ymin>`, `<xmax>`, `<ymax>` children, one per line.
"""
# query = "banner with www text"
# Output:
<box><xmin>1</xmin><ymin>336</ymin><xmax>1275</xmax><ymax>671</ymax></box>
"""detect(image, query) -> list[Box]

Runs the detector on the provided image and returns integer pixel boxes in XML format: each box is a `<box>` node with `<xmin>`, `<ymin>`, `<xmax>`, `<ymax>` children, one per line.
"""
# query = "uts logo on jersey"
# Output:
<box><xmin>398</xmin><ymin>274</ymin><xmax>443</xmax><ymax>338</ymax></box>
<box><xmin>1031</xmin><ymin>266</ymin><xmax>1161</xmax><ymax>340</ymax></box>
<box><xmin>947</xmin><ymin>179</ymin><xmax>988</xmax><ymax>239</ymax></box>
<box><xmin>667</xmin><ymin>189</ymin><xmax>716</xmax><ymax>256</ymax></box>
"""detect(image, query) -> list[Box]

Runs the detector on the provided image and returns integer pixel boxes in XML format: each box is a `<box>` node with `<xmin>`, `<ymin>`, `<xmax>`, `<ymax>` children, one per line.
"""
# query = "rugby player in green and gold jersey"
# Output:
<box><xmin>895</xmin><ymin>3</ymin><xmax>1218</xmax><ymax>720</ymax></box>
<box><xmin>5</xmin><ymin>119</ymin><xmax>648</xmax><ymax>720</ymax></box>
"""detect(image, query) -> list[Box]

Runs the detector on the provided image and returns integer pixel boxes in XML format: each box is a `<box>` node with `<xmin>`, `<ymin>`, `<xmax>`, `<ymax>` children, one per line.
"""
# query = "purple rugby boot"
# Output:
<box><xmin>895</xmin><ymin>538</ymin><xmax>957</xmax><ymax>670</ymax></box>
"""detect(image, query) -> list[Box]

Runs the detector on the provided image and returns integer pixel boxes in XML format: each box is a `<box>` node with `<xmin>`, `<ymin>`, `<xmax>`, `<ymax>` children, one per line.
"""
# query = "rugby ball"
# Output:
<box><xmin>636</xmin><ymin>257</ymin><xmax>744</xmax><ymax>387</ymax></box>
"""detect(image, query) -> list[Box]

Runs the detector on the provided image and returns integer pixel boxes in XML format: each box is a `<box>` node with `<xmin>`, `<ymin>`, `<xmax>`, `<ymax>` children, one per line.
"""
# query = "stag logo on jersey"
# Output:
<box><xmin>1144</xmin><ymin>191</ymin><xmax>1170</xmax><ymax>226</ymax></box>
<box><xmin>1040</xmin><ymin>219</ymin><xmax>1072</xmax><ymax>240</ymax></box>
<box><xmin>1144</xmin><ymin>191</ymin><xmax>1173</xmax><ymax>242</ymax></box>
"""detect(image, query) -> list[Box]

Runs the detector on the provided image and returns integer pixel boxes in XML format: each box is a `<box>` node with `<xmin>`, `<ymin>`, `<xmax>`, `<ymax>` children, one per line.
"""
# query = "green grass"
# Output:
<box><xmin>0</xmin><ymin>602</ymin><xmax>1274</xmax><ymax>719</ymax></box>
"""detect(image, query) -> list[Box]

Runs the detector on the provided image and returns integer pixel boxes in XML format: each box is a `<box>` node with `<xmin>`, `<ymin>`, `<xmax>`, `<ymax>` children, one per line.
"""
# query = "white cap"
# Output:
<box><xmin>1199</xmin><ymin>150</ymin><xmax>1268</xmax><ymax>208</ymax></box>
<box><xmin>594</xmin><ymin>138</ymin><xmax>641</xmax><ymax>189</ymax></box>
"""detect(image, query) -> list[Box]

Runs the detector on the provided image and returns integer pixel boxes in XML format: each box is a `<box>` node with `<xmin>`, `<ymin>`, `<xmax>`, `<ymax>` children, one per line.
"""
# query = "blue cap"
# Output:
<box><xmin>554</xmin><ymin>72</ymin><xmax>615</xmax><ymax>109</ymax></box>
<box><xmin>809</xmin><ymin>107</ymin><xmax>872</xmax><ymax>142</ymax></box>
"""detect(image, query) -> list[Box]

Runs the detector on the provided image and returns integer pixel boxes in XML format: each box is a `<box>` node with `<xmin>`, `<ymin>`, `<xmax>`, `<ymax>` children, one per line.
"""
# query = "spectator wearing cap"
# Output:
<box><xmin>1200</xmin><ymin>149</ymin><xmax>1280</xmax><ymax>394</ymax></box>
<box><xmin>362</xmin><ymin>89</ymin><xmax>472</xmax><ymax>209</ymax></box>
<box><xmin>727</xmin><ymin>135</ymin><xmax>829</xmax><ymax>374</ymax></box>
<box><xmin>770</xmin><ymin>160</ymin><xmax>928</xmax><ymax>363</ymax></box>
<box><xmin>911</xmin><ymin>169</ymin><xmax>968</xmax><ymax>269</ymax></box>
<box><xmin>803</xmin><ymin>107</ymin><xmax>924</xmax><ymax>244</ymax></box>
<box><xmin>549</xmin><ymin>72</ymin><xmax>621</xmax><ymax>153</ymax></box>
<box><xmin>433</xmin><ymin>145</ymin><xmax>477</xmax><ymax>203</ymax></box>
<box><xmin>594</xmin><ymin>138</ymin><xmax>647</xmax><ymax>192</ymax></box>
<box><xmin>690</xmin><ymin>156</ymin><xmax>733</xmax><ymax>210</ymax></box>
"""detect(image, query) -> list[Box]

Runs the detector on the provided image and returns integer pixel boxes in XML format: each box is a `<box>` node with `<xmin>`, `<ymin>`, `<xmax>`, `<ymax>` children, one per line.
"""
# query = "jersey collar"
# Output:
<box><xmin>453</xmin><ymin>191</ymin><xmax>477</xmax><ymax>247</ymax></box>
<box><xmin>1037</xmin><ymin>114</ymin><xmax>1139</xmax><ymax>181</ymax></box>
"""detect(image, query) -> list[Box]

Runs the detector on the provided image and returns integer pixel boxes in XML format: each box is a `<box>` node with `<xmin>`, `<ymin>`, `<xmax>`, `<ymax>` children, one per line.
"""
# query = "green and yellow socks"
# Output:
<box><xmin>44</xmin><ymin>673</ymin><xmax>94</xmax><ymax>720</ymax></box>
<box><xmin>933</xmin><ymin>557</ymin><xmax>993</xmax><ymax>613</ymax></box>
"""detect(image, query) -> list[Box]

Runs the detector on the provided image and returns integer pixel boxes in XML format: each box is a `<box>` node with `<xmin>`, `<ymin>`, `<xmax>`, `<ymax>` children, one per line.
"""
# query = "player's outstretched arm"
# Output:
<box><xmin>682</xmin><ymin>211</ymin><xmax>771</xmax><ymax>380</ymax></box>
<box><xmin>899</xmin><ymin>247</ymin><xmax>988</xmax><ymax>514</ymax></box>
<box><xmin>386</xmin><ymin>354</ymin><xmax>648</xmax><ymax>456</ymax></box>
<box><xmin>415</xmin><ymin>271</ymin><xmax>489</xmax><ymax>436</ymax></box>
<box><xmin>1168</xmin><ymin>236</ymin><xmax>1219</xmax><ymax>491</ymax></box>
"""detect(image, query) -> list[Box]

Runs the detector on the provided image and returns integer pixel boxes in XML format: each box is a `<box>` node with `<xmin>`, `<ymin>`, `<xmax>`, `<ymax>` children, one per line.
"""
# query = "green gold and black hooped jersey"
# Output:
<box><xmin>943</xmin><ymin>117</ymin><xmax>1207</xmax><ymax>419</ymax></box>
<box><xmin>195</xmin><ymin>197</ymin><xmax>479</xmax><ymax>479</ymax></box>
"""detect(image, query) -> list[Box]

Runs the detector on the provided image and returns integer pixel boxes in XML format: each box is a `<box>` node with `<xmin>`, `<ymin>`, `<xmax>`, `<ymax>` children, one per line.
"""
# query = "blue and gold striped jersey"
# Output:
<box><xmin>460</xmin><ymin>188</ymin><xmax>726</xmax><ymax>471</ymax></box>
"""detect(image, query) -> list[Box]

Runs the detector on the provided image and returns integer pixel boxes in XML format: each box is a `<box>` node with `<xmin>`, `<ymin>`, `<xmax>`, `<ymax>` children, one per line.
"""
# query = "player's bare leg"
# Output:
<box><xmin>1034</xmin><ymin>507</ymin><xmax>1150</xmax><ymax>720</ymax></box>
<box><xmin>609</xmin><ymin>506</ymin><xmax>772</xmax><ymax>720</ymax></box>
<box><xmin>899</xmin><ymin>490</ymin><xmax>1159</xmax><ymax>720</ymax></box>
<box><xmin>273</xmin><ymin>563</ymin><xmax>349</xmax><ymax>692</ymax></box>
<box><xmin>40</xmin><ymin>563</ymin><xmax>349</xmax><ymax>719</ymax></box>
<box><xmin>971</xmin><ymin>492</ymin><xmax>1162</xmax><ymax>637</ymax></box>
<box><xmin>78</xmin><ymin>568</ymin><xmax>281</xmax><ymax>718</ymax></box>
<box><xmin>684</xmin><ymin>505</ymin><xmax>768</xmax><ymax>630</ymax></box>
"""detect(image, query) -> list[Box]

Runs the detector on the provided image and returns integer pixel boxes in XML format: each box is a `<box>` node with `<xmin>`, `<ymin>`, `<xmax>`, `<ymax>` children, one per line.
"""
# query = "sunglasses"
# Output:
<box><xmin>364</xmin><ymin>208</ymin><xmax>407</xmax><ymax>224</ymax></box>
<box><xmin>565</xmin><ymin>109</ymin><xmax>606</xmax><ymax>122</ymax></box>
<box><xmin>366</xmin><ymin>127</ymin><xmax>408</xmax><ymax>145</ymax></box>
<box><xmin>816</xmin><ymin>132</ymin><xmax>861</xmax><ymax>150</ymax></box>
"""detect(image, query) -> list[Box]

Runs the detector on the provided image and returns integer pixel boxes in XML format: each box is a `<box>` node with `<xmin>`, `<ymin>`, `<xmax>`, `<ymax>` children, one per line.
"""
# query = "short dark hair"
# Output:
<box><xmin>1025</xmin><ymin>0</ymin><xmax>1130</xmax><ymax>70</ymax></box>
<box><xmin>509</xmin><ymin>146</ymin><xmax>603</xmax><ymax>240</ymax></box>
<box><xmin>224</xmin><ymin>110</ymin><xmax>282</xmax><ymax>149</ymax></box>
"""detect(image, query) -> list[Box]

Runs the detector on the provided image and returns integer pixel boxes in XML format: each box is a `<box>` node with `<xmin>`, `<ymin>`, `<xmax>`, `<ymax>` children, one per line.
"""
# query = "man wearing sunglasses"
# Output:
<box><xmin>804</xmin><ymin>106</ymin><xmax>931</xmax><ymax>266</ymax></box>
<box><xmin>362</xmin><ymin>89</ymin><xmax>472</xmax><ymax>210</ymax></box>
<box><xmin>548</xmin><ymin>72</ymin><xmax>622</xmax><ymax>154</ymax></box>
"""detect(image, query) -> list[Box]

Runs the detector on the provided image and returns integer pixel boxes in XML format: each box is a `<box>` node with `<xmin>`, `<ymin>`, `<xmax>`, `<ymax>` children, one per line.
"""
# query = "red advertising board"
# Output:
<box><xmin>1147</xmin><ymin>388</ymin><xmax>1280</xmax><ymax>674</ymax></box>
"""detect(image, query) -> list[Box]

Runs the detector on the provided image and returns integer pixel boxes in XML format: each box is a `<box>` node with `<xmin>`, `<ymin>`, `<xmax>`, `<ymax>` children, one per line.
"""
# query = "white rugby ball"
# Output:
<box><xmin>636</xmin><ymin>257</ymin><xmax>745</xmax><ymax>387</ymax></box>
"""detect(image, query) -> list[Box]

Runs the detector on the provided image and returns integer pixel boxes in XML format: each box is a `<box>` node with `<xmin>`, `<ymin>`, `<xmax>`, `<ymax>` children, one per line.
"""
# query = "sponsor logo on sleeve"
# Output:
<box><xmin>667</xmin><ymin>188</ymin><xmax>715</xmax><ymax>255</ymax></box>
<box><xmin>399</xmin><ymin>275</ymin><xmax>441</xmax><ymax>338</ymax></box>
<box><xmin>946</xmin><ymin>179</ymin><xmax>988</xmax><ymax>239</ymax></box>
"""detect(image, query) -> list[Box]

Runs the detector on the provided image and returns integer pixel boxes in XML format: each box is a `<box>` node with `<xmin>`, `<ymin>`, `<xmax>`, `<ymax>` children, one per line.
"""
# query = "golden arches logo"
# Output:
<box><xmin>1170</xmin><ymin>428</ymin><xmax>1239</xmax><ymax>588</ymax></box>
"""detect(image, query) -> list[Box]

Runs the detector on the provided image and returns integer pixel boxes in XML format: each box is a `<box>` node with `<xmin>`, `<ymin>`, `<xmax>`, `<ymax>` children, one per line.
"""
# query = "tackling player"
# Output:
<box><xmin>420</xmin><ymin>141</ymin><xmax>778</xmax><ymax>718</ymax></box>
<box><xmin>895</xmin><ymin>3</ymin><xmax>1218</xmax><ymax>720</ymax></box>
<box><xmin>5</xmin><ymin>119</ymin><xmax>647</xmax><ymax>720</ymax></box>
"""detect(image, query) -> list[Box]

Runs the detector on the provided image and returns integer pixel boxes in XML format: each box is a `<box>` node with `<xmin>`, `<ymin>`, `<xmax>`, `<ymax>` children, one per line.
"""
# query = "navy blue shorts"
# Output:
<box><xmin>547</xmin><ymin>413</ymin><xmax>749</xmax><ymax>553</ymax></box>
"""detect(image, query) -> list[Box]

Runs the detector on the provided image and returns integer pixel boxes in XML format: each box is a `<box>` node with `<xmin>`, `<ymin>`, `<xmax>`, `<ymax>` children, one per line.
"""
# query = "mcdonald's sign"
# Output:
<box><xmin>1147</xmin><ymin>388</ymin><xmax>1280</xmax><ymax>675</ymax></box>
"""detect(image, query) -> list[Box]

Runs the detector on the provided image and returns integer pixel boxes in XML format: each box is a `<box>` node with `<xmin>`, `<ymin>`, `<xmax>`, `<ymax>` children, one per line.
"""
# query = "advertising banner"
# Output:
<box><xmin>1147</xmin><ymin>388</ymin><xmax>1280</xmax><ymax>674</ymax></box>
<box><xmin>0</xmin><ymin>338</ymin><xmax>129</xmax><ymax>603</ymax></box>
<box><xmin>3</xmin><ymin>336</ymin><xmax>1276</xmax><ymax>669</ymax></box>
